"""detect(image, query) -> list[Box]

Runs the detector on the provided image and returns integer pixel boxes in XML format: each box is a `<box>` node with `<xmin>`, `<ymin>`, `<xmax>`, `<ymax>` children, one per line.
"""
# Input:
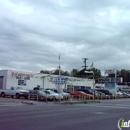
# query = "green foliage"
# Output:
<box><xmin>74</xmin><ymin>68</ymin><xmax>101</xmax><ymax>83</ymax></box>
<box><xmin>40</xmin><ymin>69</ymin><xmax>70</xmax><ymax>76</ymax></box>
<box><xmin>40</xmin><ymin>70</ymin><xmax>50</xmax><ymax>74</ymax></box>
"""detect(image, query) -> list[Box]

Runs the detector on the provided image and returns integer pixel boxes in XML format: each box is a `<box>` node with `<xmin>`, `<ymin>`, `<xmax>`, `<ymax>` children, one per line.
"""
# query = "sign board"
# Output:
<box><xmin>105</xmin><ymin>82</ymin><xmax>116</xmax><ymax>90</ymax></box>
<box><xmin>11</xmin><ymin>72</ymin><xmax>34</xmax><ymax>78</ymax></box>
<box><xmin>51</xmin><ymin>77</ymin><xmax>67</xmax><ymax>84</ymax></box>
<box><xmin>105</xmin><ymin>70</ymin><xmax>115</xmax><ymax>74</ymax></box>
<box><xmin>98</xmin><ymin>77</ymin><xmax>122</xmax><ymax>83</ymax></box>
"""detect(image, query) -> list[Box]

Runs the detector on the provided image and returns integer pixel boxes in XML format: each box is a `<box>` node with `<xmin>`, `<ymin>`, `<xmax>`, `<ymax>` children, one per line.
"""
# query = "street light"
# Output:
<box><xmin>84</xmin><ymin>71</ymin><xmax>95</xmax><ymax>100</ymax></box>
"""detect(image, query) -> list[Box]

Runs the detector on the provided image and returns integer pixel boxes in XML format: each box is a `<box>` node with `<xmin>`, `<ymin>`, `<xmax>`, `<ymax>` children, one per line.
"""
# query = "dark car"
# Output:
<box><xmin>77</xmin><ymin>89</ymin><xmax>93</xmax><ymax>95</ymax></box>
<box><xmin>77</xmin><ymin>89</ymin><xmax>102</xmax><ymax>96</ymax></box>
<box><xmin>96</xmin><ymin>89</ymin><xmax>113</xmax><ymax>95</ymax></box>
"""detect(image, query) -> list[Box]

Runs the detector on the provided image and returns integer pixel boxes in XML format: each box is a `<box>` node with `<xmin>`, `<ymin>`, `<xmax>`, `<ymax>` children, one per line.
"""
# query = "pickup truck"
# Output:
<box><xmin>0</xmin><ymin>86</ymin><xmax>29</xmax><ymax>99</ymax></box>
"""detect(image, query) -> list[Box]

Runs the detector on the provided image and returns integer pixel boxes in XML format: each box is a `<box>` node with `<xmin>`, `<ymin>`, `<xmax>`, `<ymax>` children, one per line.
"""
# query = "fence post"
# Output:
<box><xmin>70</xmin><ymin>95</ymin><xmax>73</xmax><ymax>102</ymax></box>
<box><xmin>37</xmin><ymin>95</ymin><xmax>38</xmax><ymax>101</ymax></box>
<box><xmin>79</xmin><ymin>95</ymin><xmax>80</xmax><ymax>100</ymax></box>
<box><xmin>84</xmin><ymin>95</ymin><xmax>86</xmax><ymax>100</ymax></box>
<box><xmin>28</xmin><ymin>94</ymin><xmax>30</xmax><ymax>100</ymax></box>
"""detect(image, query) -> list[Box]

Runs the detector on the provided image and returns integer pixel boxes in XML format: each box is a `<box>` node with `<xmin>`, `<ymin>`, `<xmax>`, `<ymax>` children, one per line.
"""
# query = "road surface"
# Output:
<box><xmin>0</xmin><ymin>99</ymin><xmax>130</xmax><ymax>130</ymax></box>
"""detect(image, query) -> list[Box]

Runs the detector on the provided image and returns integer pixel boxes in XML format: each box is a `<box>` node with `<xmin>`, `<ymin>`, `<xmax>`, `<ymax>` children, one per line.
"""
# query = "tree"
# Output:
<box><xmin>40</xmin><ymin>70</ymin><xmax>50</xmax><ymax>74</ymax></box>
<box><xmin>75</xmin><ymin>68</ymin><xmax>101</xmax><ymax>83</ymax></box>
<box><xmin>62</xmin><ymin>71</ymin><xmax>70</xmax><ymax>76</ymax></box>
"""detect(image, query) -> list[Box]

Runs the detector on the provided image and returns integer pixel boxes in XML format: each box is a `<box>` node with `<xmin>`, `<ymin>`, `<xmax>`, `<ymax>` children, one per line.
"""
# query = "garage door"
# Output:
<box><xmin>0</xmin><ymin>76</ymin><xmax>3</xmax><ymax>89</ymax></box>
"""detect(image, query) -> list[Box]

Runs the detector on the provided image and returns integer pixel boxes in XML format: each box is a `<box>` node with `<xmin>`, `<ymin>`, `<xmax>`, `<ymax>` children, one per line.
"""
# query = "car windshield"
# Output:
<box><xmin>15</xmin><ymin>87</ymin><xmax>23</xmax><ymax>90</ymax></box>
<box><xmin>46</xmin><ymin>90</ymin><xmax>57</xmax><ymax>94</ymax></box>
<box><xmin>79</xmin><ymin>91</ymin><xmax>86</xmax><ymax>94</ymax></box>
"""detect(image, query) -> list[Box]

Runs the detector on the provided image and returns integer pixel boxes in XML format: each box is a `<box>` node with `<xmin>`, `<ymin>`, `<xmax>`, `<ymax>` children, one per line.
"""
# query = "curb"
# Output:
<box><xmin>21</xmin><ymin>101</ymin><xmax>34</xmax><ymax>105</ymax></box>
<box><xmin>55</xmin><ymin>100</ymin><xmax>101</xmax><ymax>105</ymax></box>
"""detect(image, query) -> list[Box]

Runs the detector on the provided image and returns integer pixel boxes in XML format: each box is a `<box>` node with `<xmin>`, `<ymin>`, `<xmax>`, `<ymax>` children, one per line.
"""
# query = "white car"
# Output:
<box><xmin>44</xmin><ymin>90</ymin><xmax>63</xmax><ymax>100</ymax></box>
<box><xmin>0</xmin><ymin>86</ymin><xmax>29</xmax><ymax>99</ymax></box>
<box><xmin>45</xmin><ymin>88</ymin><xmax>70</xmax><ymax>100</ymax></box>
<box><xmin>115</xmin><ymin>91</ymin><xmax>123</xmax><ymax>96</ymax></box>
<box><xmin>59</xmin><ymin>91</ymin><xmax>70</xmax><ymax>100</ymax></box>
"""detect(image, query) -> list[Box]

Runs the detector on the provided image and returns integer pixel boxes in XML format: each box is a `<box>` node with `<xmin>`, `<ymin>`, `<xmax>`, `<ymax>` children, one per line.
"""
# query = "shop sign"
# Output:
<box><xmin>11</xmin><ymin>72</ymin><xmax>34</xmax><ymax>78</ymax></box>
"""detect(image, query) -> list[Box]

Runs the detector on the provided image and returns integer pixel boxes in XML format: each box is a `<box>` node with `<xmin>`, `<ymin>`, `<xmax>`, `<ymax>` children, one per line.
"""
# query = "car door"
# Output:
<box><xmin>10</xmin><ymin>87</ymin><xmax>15</xmax><ymax>95</ymax></box>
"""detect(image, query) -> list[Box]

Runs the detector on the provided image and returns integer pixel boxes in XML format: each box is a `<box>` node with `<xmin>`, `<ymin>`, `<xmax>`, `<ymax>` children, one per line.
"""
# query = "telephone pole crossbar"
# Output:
<box><xmin>82</xmin><ymin>58</ymin><xmax>88</xmax><ymax>70</ymax></box>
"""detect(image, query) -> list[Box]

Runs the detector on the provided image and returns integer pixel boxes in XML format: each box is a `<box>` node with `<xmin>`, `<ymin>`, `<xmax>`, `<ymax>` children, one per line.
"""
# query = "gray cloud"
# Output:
<box><xmin>0</xmin><ymin>0</ymin><xmax>130</xmax><ymax>73</ymax></box>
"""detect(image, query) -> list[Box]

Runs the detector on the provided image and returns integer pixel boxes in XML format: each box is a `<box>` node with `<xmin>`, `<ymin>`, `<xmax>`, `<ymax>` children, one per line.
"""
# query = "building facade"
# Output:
<box><xmin>0</xmin><ymin>70</ymin><xmax>95</xmax><ymax>92</ymax></box>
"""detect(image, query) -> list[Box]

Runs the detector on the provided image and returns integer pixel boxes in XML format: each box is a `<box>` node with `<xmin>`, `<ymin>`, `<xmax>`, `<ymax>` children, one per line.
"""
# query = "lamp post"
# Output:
<box><xmin>85</xmin><ymin>71</ymin><xmax>95</xmax><ymax>100</ymax></box>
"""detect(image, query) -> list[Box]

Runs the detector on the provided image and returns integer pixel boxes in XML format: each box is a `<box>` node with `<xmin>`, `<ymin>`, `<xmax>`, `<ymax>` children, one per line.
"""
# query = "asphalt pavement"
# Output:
<box><xmin>0</xmin><ymin>98</ymin><xmax>130</xmax><ymax>130</ymax></box>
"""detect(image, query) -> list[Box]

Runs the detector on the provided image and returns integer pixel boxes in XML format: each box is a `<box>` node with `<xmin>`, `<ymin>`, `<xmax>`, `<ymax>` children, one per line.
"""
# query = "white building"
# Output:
<box><xmin>0</xmin><ymin>70</ymin><xmax>95</xmax><ymax>92</ymax></box>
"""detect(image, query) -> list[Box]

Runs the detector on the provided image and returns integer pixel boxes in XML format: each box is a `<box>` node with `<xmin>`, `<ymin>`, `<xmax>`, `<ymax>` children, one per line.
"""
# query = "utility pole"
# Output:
<box><xmin>82</xmin><ymin>58</ymin><xmax>88</xmax><ymax>70</ymax></box>
<box><xmin>58</xmin><ymin>53</ymin><xmax>61</xmax><ymax>101</ymax></box>
<box><xmin>59</xmin><ymin>53</ymin><xmax>61</xmax><ymax>76</ymax></box>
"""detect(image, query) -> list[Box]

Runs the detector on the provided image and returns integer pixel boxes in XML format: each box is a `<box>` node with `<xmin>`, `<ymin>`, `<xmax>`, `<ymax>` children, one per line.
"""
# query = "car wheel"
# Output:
<box><xmin>1</xmin><ymin>92</ymin><xmax>5</xmax><ymax>97</ymax></box>
<box><xmin>53</xmin><ymin>97</ymin><xmax>57</xmax><ymax>101</ymax></box>
<box><xmin>16</xmin><ymin>93</ymin><xmax>20</xmax><ymax>99</ymax></box>
<box><xmin>24</xmin><ymin>95</ymin><xmax>28</xmax><ymax>99</ymax></box>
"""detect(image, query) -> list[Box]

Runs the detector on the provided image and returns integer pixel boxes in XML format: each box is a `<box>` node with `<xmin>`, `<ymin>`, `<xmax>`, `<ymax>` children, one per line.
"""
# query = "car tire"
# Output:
<box><xmin>16</xmin><ymin>93</ymin><xmax>20</xmax><ymax>99</ymax></box>
<box><xmin>24</xmin><ymin>95</ymin><xmax>28</xmax><ymax>99</ymax></box>
<box><xmin>1</xmin><ymin>92</ymin><xmax>5</xmax><ymax>97</ymax></box>
<box><xmin>53</xmin><ymin>97</ymin><xmax>57</xmax><ymax>101</ymax></box>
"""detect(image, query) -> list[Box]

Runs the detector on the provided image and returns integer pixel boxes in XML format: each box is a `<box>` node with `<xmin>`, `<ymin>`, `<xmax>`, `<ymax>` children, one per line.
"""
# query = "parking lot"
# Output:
<box><xmin>0</xmin><ymin>93</ymin><xmax>130</xmax><ymax>107</ymax></box>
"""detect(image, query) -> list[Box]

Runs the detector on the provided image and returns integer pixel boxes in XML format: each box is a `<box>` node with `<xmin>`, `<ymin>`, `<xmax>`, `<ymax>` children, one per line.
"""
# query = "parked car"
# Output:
<box><xmin>33</xmin><ymin>87</ymin><xmax>44</xmax><ymax>90</ymax></box>
<box><xmin>0</xmin><ymin>86</ymin><xmax>29</xmax><ymax>99</ymax></box>
<box><xmin>77</xmin><ymin>89</ymin><xmax>93</xmax><ymax>95</ymax></box>
<box><xmin>29</xmin><ymin>90</ymin><xmax>54</xmax><ymax>100</ymax></box>
<box><xmin>60</xmin><ymin>91</ymin><xmax>70</xmax><ymax>100</ymax></box>
<box><xmin>46</xmin><ymin>88</ymin><xmax>70</xmax><ymax>100</ymax></box>
<box><xmin>77</xmin><ymin>89</ymin><xmax>100</xmax><ymax>96</ymax></box>
<box><xmin>70</xmin><ymin>91</ymin><xmax>93</xmax><ymax>99</ymax></box>
<box><xmin>96</xmin><ymin>89</ymin><xmax>113</xmax><ymax>96</ymax></box>
<box><xmin>120</xmin><ymin>91</ymin><xmax>130</xmax><ymax>98</ymax></box>
<box><xmin>44</xmin><ymin>90</ymin><xmax>63</xmax><ymax>100</ymax></box>
<box><xmin>93</xmin><ymin>90</ymin><xmax>106</xmax><ymax>96</ymax></box>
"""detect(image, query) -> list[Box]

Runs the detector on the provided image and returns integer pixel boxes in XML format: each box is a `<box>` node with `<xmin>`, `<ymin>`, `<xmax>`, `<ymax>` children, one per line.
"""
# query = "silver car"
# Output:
<box><xmin>59</xmin><ymin>91</ymin><xmax>70</xmax><ymax>100</ymax></box>
<box><xmin>29</xmin><ymin>90</ymin><xmax>53</xmax><ymax>100</ymax></box>
<box><xmin>44</xmin><ymin>90</ymin><xmax>63</xmax><ymax>100</ymax></box>
<box><xmin>45</xmin><ymin>88</ymin><xmax>70</xmax><ymax>100</ymax></box>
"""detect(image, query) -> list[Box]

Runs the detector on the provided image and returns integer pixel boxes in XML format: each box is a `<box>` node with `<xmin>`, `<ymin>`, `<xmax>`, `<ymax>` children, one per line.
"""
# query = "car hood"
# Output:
<box><xmin>19</xmin><ymin>90</ymin><xmax>29</xmax><ymax>93</ymax></box>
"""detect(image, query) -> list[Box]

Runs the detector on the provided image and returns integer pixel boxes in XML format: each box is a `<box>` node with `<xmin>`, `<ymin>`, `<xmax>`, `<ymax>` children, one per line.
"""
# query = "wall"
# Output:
<box><xmin>0</xmin><ymin>70</ymin><xmax>8</xmax><ymax>89</ymax></box>
<box><xmin>6</xmin><ymin>70</ymin><xmax>43</xmax><ymax>90</ymax></box>
<box><xmin>0</xmin><ymin>70</ymin><xmax>95</xmax><ymax>91</ymax></box>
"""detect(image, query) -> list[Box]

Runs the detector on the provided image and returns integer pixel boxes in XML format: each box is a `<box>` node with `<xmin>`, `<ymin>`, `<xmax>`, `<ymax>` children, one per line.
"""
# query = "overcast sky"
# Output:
<box><xmin>0</xmin><ymin>0</ymin><xmax>130</xmax><ymax>73</ymax></box>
